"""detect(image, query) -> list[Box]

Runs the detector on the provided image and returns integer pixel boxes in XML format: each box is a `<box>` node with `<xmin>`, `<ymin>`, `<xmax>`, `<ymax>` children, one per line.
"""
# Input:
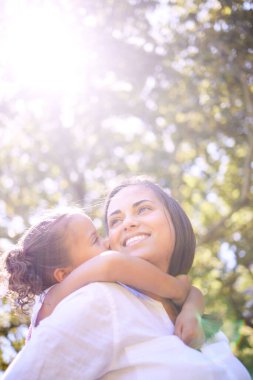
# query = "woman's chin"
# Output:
<box><xmin>128</xmin><ymin>249</ymin><xmax>154</xmax><ymax>264</ymax></box>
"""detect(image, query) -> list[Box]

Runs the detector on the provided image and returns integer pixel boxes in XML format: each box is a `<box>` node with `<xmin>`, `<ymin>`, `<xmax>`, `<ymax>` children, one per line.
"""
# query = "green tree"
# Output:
<box><xmin>0</xmin><ymin>0</ymin><xmax>252</xmax><ymax>375</ymax></box>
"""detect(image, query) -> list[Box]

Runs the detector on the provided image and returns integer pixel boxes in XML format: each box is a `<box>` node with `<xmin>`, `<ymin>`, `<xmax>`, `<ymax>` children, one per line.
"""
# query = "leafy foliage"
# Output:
<box><xmin>0</xmin><ymin>0</ymin><xmax>252</xmax><ymax>376</ymax></box>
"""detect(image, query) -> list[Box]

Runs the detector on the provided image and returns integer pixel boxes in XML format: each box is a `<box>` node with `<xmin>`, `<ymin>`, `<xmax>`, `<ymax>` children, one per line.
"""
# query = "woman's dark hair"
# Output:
<box><xmin>104</xmin><ymin>178</ymin><xmax>196</xmax><ymax>276</ymax></box>
<box><xmin>5</xmin><ymin>209</ymin><xmax>81</xmax><ymax>312</ymax></box>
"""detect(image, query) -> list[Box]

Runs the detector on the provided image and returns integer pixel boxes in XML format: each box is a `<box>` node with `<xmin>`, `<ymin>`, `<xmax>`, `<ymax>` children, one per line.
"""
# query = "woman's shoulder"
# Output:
<box><xmin>52</xmin><ymin>282</ymin><xmax>127</xmax><ymax>306</ymax></box>
<box><xmin>53</xmin><ymin>282</ymin><xmax>145</xmax><ymax>315</ymax></box>
<box><xmin>39</xmin><ymin>282</ymin><xmax>133</xmax><ymax>333</ymax></box>
<box><xmin>62</xmin><ymin>281</ymin><xmax>134</xmax><ymax>301</ymax></box>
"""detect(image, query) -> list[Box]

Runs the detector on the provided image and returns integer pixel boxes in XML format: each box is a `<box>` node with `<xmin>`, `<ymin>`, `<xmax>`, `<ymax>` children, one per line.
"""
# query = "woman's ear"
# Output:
<box><xmin>53</xmin><ymin>267</ymin><xmax>72</xmax><ymax>283</ymax></box>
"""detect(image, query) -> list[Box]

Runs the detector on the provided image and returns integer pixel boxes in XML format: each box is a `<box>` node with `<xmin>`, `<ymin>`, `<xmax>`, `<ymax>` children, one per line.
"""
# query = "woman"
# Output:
<box><xmin>3</xmin><ymin>178</ymin><xmax>250</xmax><ymax>380</ymax></box>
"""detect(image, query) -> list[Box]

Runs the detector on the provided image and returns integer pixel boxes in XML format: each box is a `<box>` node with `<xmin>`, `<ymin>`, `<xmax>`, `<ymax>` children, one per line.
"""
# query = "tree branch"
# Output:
<box><xmin>198</xmin><ymin>200</ymin><xmax>247</xmax><ymax>244</ymax></box>
<box><xmin>199</xmin><ymin>72</ymin><xmax>253</xmax><ymax>245</ymax></box>
<box><xmin>240</xmin><ymin>72</ymin><xmax>253</xmax><ymax>202</ymax></box>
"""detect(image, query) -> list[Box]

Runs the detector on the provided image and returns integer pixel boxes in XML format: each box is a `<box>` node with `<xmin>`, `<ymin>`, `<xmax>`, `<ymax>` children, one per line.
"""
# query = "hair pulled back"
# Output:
<box><xmin>5</xmin><ymin>210</ymin><xmax>78</xmax><ymax>312</ymax></box>
<box><xmin>104</xmin><ymin>178</ymin><xmax>196</xmax><ymax>276</ymax></box>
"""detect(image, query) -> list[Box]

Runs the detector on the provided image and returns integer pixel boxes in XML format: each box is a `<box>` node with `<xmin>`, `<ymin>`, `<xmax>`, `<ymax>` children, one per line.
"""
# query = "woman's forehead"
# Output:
<box><xmin>108</xmin><ymin>185</ymin><xmax>161</xmax><ymax>212</ymax></box>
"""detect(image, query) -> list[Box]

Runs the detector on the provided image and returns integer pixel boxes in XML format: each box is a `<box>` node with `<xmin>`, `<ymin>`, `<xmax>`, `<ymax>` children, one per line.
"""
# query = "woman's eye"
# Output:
<box><xmin>109</xmin><ymin>218</ymin><xmax>121</xmax><ymax>228</ymax></box>
<box><xmin>138</xmin><ymin>206</ymin><xmax>152</xmax><ymax>214</ymax></box>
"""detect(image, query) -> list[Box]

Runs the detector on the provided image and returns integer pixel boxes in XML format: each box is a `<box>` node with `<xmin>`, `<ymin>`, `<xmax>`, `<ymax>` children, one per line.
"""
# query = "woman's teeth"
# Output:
<box><xmin>125</xmin><ymin>235</ymin><xmax>148</xmax><ymax>247</ymax></box>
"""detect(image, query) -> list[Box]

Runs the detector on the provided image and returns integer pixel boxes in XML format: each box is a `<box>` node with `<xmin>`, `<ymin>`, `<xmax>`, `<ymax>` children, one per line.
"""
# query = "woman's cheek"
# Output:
<box><xmin>108</xmin><ymin>231</ymin><xmax>117</xmax><ymax>250</ymax></box>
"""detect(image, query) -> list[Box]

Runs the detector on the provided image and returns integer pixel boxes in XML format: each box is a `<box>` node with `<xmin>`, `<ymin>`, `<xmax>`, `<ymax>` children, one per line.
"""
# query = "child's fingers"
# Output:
<box><xmin>181</xmin><ymin>326</ymin><xmax>205</xmax><ymax>349</ymax></box>
<box><xmin>174</xmin><ymin>315</ymin><xmax>206</xmax><ymax>349</ymax></box>
<box><xmin>174</xmin><ymin>319</ymin><xmax>183</xmax><ymax>339</ymax></box>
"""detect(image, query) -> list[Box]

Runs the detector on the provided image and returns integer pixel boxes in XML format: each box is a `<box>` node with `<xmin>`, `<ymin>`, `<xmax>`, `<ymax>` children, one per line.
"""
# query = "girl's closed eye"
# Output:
<box><xmin>90</xmin><ymin>231</ymin><xmax>100</xmax><ymax>245</ymax></box>
<box><xmin>93</xmin><ymin>235</ymin><xmax>99</xmax><ymax>245</ymax></box>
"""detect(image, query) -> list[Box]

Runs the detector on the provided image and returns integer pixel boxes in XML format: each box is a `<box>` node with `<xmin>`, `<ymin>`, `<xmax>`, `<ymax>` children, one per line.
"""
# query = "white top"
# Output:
<box><xmin>26</xmin><ymin>287</ymin><xmax>52</xmax><ymax>341</ymax></box>
<box><xmin>31</xmin><ymin>289</ymin><xmax>50</xmax><ymax>328</ymax></box>
<box><xmin>3</xmin><ymin>282</ymin><xmax>250</xmax><ymax>380</ymax></box>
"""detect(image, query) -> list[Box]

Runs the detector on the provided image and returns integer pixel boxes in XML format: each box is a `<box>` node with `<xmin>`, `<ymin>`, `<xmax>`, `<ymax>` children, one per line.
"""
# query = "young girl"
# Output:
<box><xmin>5</xmin><ymin>207</ymin><xmax>204</xmax><ymax>343</ymax></box>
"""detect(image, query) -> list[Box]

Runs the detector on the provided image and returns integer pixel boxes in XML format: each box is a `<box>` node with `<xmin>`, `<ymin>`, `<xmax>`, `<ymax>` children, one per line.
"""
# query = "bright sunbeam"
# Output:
<box><xmin>2</xmin><ymin>2</ymin><xmax>88</xmax><ymax>93</ymax></box>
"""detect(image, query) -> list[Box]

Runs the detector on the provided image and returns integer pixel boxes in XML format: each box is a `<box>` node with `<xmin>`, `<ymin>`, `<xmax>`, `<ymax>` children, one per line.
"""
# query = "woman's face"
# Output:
<box><xmin>107</xmin><ymin>185</ymin><xmax>175</xmax><ymax>272</ymax></box>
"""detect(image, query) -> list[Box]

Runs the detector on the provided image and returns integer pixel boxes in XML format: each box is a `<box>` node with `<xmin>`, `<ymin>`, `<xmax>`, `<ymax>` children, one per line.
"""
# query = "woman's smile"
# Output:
<box><xmin>124</xmin><ymin>233</ymin><xmax>150</xmax><ymax>247</ymax></box>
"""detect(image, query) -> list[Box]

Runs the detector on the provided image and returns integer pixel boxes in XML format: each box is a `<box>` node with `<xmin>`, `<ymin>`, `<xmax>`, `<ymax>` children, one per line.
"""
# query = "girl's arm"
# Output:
<box><xmin>174</xmin><ymin>286</ymin><xmax>206</xmax><ymax>348</ymax></box>
<box><xmin>37</xmin><ymin>251</ymin><xmax>190</xmax><ymax>324</ymax></box>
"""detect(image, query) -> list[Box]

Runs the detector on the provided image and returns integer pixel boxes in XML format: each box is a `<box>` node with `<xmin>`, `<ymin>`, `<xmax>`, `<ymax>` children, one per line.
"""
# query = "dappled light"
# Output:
<box><xmin>0</xmin><ymin>0</ymin><xmax>252</xmax><ymax>375</ymax></box>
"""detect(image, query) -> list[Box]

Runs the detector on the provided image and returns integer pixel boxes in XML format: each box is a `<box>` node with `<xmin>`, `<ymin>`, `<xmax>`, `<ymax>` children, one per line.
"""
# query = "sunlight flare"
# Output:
<box><xmin>3</xmin><ymin>2</ymin><xmax>89</xmax><ymax>93</ymax></box>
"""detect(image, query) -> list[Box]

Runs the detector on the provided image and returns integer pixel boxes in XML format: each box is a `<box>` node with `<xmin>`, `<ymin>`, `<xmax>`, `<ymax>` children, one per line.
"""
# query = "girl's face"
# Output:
<box><xmin>67</xmin><ymin>213</ymin><xmax>106</xmax><ymax>269</ymax></box>
<box><xmin>107</xmin><ymin>185</ymin><xmax>175</xmax><ymax>272</ymax></box>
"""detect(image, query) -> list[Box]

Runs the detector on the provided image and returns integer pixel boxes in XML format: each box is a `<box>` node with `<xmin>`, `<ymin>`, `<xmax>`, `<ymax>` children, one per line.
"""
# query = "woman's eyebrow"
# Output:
<box><xmin>108</xmin><ymin>209</ymin><xmax>121</xmax><ymax>217</ymax></box>
<box><xmin>133</xmin><ymin>199</ymin><xmax>153</xmax><ymax>208</ymax></box>
<box><xmin>108</xmin><ymin>199</ymin><xmax>153</xmax><ymax>217</ymax></box>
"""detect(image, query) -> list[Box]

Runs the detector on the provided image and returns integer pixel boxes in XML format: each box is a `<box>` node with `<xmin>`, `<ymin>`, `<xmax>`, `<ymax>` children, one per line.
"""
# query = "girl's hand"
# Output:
<box><xmin>173</xmin><ymin>275</ymin><xmax>191</xmax><ymax>305</ymax></box>
<box><xmin>174</xmin><ymin>305</ymin><xmax>205</xmax><ymax>349</ymax></box>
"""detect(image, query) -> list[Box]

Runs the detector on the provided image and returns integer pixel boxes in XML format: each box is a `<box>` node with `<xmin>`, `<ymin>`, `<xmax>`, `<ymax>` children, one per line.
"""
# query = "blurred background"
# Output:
<box><xmin>0</xmin><ymin>0</ymin><xmax>252</xmax><ymax>376</ymax></box>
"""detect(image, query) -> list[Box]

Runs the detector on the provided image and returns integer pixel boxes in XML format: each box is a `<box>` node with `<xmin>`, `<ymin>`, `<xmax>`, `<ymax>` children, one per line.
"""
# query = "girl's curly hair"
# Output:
<box><xmin>5</xmin><ymin>246</ymin><xmax>42</xmax><ymax>312</ymax></box>
<box><xmin>5</xmin><ymin>209</ymin><xmax>80</xmax><ymax>313</ymax></box>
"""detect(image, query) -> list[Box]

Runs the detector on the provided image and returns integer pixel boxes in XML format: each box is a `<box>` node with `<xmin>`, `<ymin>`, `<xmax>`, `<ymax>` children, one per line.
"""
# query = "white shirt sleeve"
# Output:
<box><xmin>3</xmin><ymin>283</ymin><xmax>117</xmax><ymax>380</ymax></box>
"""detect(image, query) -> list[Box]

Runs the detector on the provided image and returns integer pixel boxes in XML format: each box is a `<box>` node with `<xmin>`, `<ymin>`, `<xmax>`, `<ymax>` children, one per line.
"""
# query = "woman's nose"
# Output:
<box><xmin>122</xmin><ymin>214</ymin><xmax>139</xmax><ymax>230</ymax></box>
